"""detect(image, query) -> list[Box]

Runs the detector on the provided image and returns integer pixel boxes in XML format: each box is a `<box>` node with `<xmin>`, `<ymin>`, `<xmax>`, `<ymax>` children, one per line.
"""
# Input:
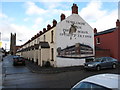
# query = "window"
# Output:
<box><xmin>51</xmin><ymin>48</ymin><xmax>54</xmax><ymax>61</ymax></box>
<box><xmin>34</xmin><ymin>40</ymin><xmax>36</xmax><ymax>44</ymax></box>
<box><xmin>51</xmin><ymin>31</ymin><xmax>54</xmax><ymax>43</ymax></box>
<box><xmin>96</xmin><ymin>37</ymin><xmax>100</xmax><ymax>44</ymax></box>
<box><xmin>44</xmin><ymin>35</ymin><xmax>46</xmax><ymax>42</ymax></box>
<box><xmin>37</xmin><ymin>38</ymin><xmax>40</xmax><ymax>44</ymax></box>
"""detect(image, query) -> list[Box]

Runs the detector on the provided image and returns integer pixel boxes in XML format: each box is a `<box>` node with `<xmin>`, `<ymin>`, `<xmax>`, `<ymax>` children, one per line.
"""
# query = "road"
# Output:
<box><xmin>2</xmin><ymin>55</ymin><xmax>120</xmax><ymax>89</ymax></box>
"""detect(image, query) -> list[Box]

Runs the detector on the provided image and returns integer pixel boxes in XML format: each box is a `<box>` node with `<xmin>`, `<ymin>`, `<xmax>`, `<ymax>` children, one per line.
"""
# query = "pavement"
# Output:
<box><xmin>25</xmin><ymin>60</ymin><xmax>84</xmax><ymax>74</ymax></box>
<box><xmin>26</xmin><ymin>59</ymin><xmax>120</xmax><ymax>74</ymax></box>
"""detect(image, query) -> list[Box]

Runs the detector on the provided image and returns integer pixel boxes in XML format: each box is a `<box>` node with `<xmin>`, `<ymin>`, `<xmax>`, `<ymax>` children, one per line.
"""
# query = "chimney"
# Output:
<box><xmin>60</xmin><ymin>13</ymin><xmax>66</xmax><ymax>21</ymax></box>
<box><xmin>43</xmin><ymin>28</ymin><xmax>47</xmax><ymax>32</ymax></box>
<box><xmin>72</xmin><ymin>3</ymin><xmax>78</xmax><ymax>14</ymax></box>
<box><xmin>94</xmin><ymin>28</ymin><xmax>97</xmax><ymax>34</ymax></box>
<box><xmin>35</xmin><ymin>35</ymin><xmax>37</xmax><ymax>38</ymax></box>
<box><xmin>31</xmin><ymin>37</ymin><xmax>34</xmax><ymax>40</ymax></box>
<box><xmin>53</xmin><ymin>19</ymin><xmax>57</xmax><ymax>27</ymax></box>
<box><xmin>37</xmin><ymin>33</ymin><xmax>39</xmax><ymax>37</ymax></box>
<box><xmin>39</xmin><ymin>31</ymin><xmax>42</xmax><ymax>35</ymax></box>
<box><xmin>47</xmin><ymin>24</ymin><xmax>51</xmax><ymax>30</ymax></box>
<box><xmin>116</xmin><ymin>19</ymin><xmax>120</xmax><ymax>28</ymax></box>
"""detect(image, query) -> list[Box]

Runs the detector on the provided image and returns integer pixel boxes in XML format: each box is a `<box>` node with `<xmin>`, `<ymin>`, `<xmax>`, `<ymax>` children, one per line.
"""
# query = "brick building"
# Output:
<box><xmin>94</xmin><ymin>19</ymin><xmax>120</xmax><ymax>62</ymax></box>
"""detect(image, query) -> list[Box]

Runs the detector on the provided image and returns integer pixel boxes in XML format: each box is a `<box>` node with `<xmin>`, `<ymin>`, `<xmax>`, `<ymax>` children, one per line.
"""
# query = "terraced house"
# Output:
<box><xmin>16</xmin><ymin>4</ymin><xmax>95</xmax><ymax>67</ymax></box>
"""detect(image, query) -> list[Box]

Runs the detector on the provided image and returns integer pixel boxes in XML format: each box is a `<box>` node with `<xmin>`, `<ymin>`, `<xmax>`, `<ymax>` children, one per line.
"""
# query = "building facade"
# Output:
<box><xmin>94</xmin><ymin>19</ymin><xmax>120</xmax><ymax>62</ymax></box>
<box><xmin>17</xmin><ymin>4</ymin><xmax>95</xmax><ymax>67</ymax></box>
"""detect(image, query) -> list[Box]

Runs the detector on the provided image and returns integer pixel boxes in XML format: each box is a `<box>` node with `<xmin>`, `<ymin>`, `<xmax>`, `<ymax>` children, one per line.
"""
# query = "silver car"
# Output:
<box><xmin>84</xmin><ymin>57</ymin><xmax>118</xmax><ymax>71</ymax></box>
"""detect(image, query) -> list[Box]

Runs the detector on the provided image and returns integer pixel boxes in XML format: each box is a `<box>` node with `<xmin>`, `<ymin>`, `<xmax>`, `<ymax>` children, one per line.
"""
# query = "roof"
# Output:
<box><xmin>80</xmin><ymin>74</ymin><xmax>120</xmax><ymax>88</ymax></box>
<box><xmin>95</xmin><ymin>28</ymin><xmax>116</xmax><ymax>36</ymax></box>
<box><xmin>39</xmin><ymin>42</ymin><xmax>50</xmax><ymax>48</ymax></box>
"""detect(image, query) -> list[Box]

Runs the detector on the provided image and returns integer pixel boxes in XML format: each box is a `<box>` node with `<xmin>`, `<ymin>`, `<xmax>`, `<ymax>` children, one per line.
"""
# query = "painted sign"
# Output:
<box><xmin>56</xmin><ymin>14</ymin><xmax>94</xmax><ymax>59</ymax></box>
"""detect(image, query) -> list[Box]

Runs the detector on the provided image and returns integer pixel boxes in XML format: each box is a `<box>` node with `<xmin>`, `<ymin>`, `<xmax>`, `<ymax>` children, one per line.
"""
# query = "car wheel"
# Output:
<box><xmin>112</xmin><ymin>64</ymin><xmax>116</xmax><ymax>69</ymax></box>
<box><xmin>96</xmin><ymin>66</ymin><xmax>101</xmax><ymax>71</ymax></box>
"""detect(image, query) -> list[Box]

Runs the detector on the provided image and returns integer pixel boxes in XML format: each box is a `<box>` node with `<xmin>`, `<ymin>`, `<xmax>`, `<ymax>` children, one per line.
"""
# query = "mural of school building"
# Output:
<box><xmin>16</xmin><ymin>4</ymin><xmax>95</xmax><ymax>67</ymax></box>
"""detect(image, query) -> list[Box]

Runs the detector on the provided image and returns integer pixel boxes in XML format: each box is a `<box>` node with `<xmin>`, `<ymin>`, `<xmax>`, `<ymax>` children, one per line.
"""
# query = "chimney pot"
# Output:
<box><xmin>47</xmin><ymin>24</ymin><xmax>51</xmax><ymax>30</ymax></box>
<box><xmin>35</xmin><ymin>35</ymin><xmax>37</xmax><ymax>38</ymax></box>
<box><xmin>72</xmin><ymin>3</ymin><xmax>78</xmax><ymax>14</ymax></box>
<box><xmin>60</xmin><ymin>13</ymin><xmax>66</xmax><ymax>21</ymax></box>
<box><xmin>53</xmin><ymin>19</ymin><xmax>57</xmax><ymax>26</ymax></box>
<box><xmin>39</xmin><ymin>31</ymin><xmax>42</xmax><ymax>35</ymax></box>
<box><xmin>94</xmin><ymin>28</ymin><xmax>97</xmax><ymax>34</ymax></box>
<box><xmin>43</xmin><ymin>28</ymin><xmax>47</xmax><ymax>32</ymax></box>
<box><xmin>37</xmin><ymin>33</ymin><xmax>39</xmax><ymax>36</ymax></box>
<box><xmin>116</xmin><ymin>19</ymin><xmax>120</xmax><ymax>27</ymax></box>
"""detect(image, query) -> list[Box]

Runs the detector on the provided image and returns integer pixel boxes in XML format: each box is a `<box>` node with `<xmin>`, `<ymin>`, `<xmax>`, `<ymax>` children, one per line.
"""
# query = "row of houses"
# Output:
<box><xmin>16</xmin><ymin>4</ymin><xmax>95</xmax><ymax>67</ymax></box>
<box><xmin>16</xmin><ymin>4</ymin><xmax>120</xmax><ymax>67</ymax></box>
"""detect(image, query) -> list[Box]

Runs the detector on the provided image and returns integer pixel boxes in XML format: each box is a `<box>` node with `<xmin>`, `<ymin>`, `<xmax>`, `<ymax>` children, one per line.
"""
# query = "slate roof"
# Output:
<box><xmin>95</xmin><ymin>28</ymin><xmax>116</xmax><ymax>36</ymax></box>
<box><xmin>39</xmin><ymin>42</ymin><xmax>50</xmax><ymax>48</ymax></box>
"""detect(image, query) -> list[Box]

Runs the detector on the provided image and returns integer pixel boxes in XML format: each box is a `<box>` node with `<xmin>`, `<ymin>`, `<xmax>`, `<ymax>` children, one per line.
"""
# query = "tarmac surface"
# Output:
<box><xmin>2</xmin><ymin>55</ymin><xmax>120</xmax><ymax>89</ymax></box>
<box><xmin>25</xmin><ymin>60</ymin><xmax>84</xmax><ymax>74</ymax></box>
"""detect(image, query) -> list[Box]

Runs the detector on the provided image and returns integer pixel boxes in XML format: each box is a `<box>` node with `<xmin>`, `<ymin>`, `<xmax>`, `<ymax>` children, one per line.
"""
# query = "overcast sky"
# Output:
<box><xmin>0</xmin><ymin>0</ymin><xmax>119</xmax><ymax>51</ymax></box>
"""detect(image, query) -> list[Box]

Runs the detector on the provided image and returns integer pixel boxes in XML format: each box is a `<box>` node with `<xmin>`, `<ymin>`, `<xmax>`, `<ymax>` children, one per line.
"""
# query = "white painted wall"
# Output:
<box><xmin>55</xmin><ymin>14</ymin><xmax>94</xmax><ymax>67</ymax></box>
<box><xmin>56</xmin><ymin>14</ymin><xmax>94</xmax><ymax>50</ymax></box>
<box><xmin>56</xmin><ymin>57</ymin><xmax>85</xmax><ymax>67</ymax></box>
<box><xmin>41</xmin><ymin>48</ymin><xmax>50</xmax><ymax>61</ymax></box>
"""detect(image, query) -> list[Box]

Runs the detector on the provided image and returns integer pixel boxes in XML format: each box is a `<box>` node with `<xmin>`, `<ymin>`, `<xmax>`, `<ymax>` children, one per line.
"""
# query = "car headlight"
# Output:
<box><xmin>88</xmin><ymin>64</ymin><xmax>94</xmax><ymax>67</ymax></box>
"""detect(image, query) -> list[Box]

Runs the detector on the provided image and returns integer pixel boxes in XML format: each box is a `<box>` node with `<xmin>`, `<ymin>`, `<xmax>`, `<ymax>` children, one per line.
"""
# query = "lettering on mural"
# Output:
<box><xmin>59</xmin><ymin>20</ymin><xmax>92</xmax><ymax>39</ymax></box>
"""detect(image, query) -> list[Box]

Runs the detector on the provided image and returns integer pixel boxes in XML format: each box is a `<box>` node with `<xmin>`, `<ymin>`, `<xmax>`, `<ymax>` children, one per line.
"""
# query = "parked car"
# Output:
<box><xmin>71</xmin><ymin>74</ymin><xmax>120</xmax><ymax>90</ymax></box>
<box><xmin>84</xmin><ymin>57</ymin><xmax>118</xmax><ymax>71</ymax></box>
<box><xmin>13</xmin><ymin>56</ymin><xmax>25</xmax><ymax>66</ymax></box>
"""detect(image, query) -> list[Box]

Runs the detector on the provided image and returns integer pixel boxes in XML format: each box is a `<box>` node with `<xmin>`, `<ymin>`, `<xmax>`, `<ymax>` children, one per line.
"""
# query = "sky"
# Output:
<box><xmin>0</xmin><ymin>0</ymin><xmax>119</xmax><ymax>51</ymax></box>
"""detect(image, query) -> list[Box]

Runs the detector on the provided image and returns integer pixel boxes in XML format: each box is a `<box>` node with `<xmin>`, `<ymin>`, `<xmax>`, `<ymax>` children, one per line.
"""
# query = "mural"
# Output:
<box><xmin>57</xmin><ymin>43</ymin><xmax>93</xmax><ymax>58</ymax></box>
<box><xmin>56</xmin><ymin>14</ymin><xmax>94</xmax><ymax>60</ymax></box>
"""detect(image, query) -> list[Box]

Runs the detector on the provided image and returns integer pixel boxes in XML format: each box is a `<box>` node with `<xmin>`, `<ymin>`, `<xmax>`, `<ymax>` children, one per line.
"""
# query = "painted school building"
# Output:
<box><xmin>16</xmin><ymin>4</ymin><xmax>95</xmax><ymax>67</ymax></box>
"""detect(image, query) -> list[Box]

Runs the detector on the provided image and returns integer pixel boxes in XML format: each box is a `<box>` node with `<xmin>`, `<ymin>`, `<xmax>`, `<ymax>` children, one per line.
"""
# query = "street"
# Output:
<box><xmin>2</xmin><ymin>55</ymin><xmax>120</xmax><ymax>89</ymax></box>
